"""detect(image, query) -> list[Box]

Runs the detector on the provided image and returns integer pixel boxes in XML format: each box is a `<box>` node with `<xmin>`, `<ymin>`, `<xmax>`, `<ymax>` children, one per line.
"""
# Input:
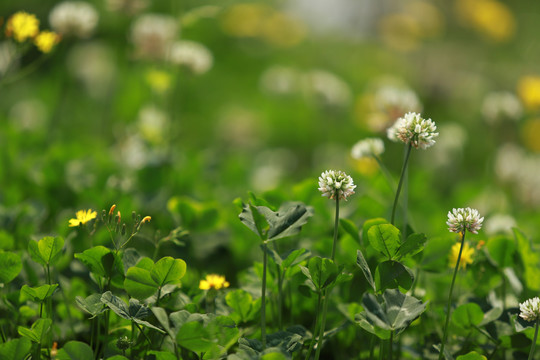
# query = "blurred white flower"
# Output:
<box><xmin>49</xmin><ymin>1</ymin><xmax>99</xmax><ymax>38</ymax></box>
<box><xmin>9</xmin><ymin>99</ymin><xmax>47</xmax><ymax>131</ymax></box>
<box><xmin>427</xmin><ymin>122</ymin><xmax>467</xmax><ymax>168</ymax></box>
<box><xmin>0</xmin><ymin>41</ymin><xmax>17</xmax><ymax>76</ymax></box>
<box><xmin>482</xmin><ymin>91</ymin><xmax>523</xmax><ymax>124</ymax></box>
<box><xmin>374</xmin><ymin>85</ymin><xmax>422</xmax><ymax>115</ymax></box>
<box><xmin>168</xmin><ymin>40</ymin><xmax>213</xmax><ymax>75</ymax></box>
<box><xmin>351</xmin><ymin>138</ymin><xmax>384</xmax><ymax>159</ymax></box>
<box><xmin>116</xmin><ymin>134</ymin><xmax>148</xmax><ymax>170</ymax></box>
<box><xmin>303</xmin><ymin>70</ymin><xmax>352</xmax><ymax>107</ymax></box>
<box><xmin>137</xmin><ymin>104</ymin><xmax>169</xmax><ymax>144</ymax></box>
<box><xmin>250</xmin><ymin>148</ymin><xmax>296</xmax><ymax>192</ymax></box>
<box><xmin>519</xmin><ymin>297</ymin><xmax>540</xmax><ymax>322</ymax></box>
<box><xmin>260</xmin><ymin>66</ymin><xmax>301</xmax><ymax>96</ymax></box>
<box><xmin>447</xmin><ymin>207</ymin><xmax>484</xmax><ymax>234</ymax></box>
<box><xmin>387</xmin><ymin>112</ymin><xmax>438</xmax><ymax>149</ymax></box>
<box><xmin>106</xmin><ymin>0</ymin><xmax>148</xmax><ymax>15</ymax></box>
<box><xmin>67</xmin><ymin>42</ymin><xmax>116</xmax><ymax>99</ymax></box>
<box><xmin>131</xmin><ymin>14</ymin><xmax>178</xmax><ymax>60</ymax></box>
<box><xmin>318</xmin><ymin>170</ymin><xmax>356</xmax><ymax>201</ymax></box>
<box><xmin>483</xmin><ymin>213</ymin><xmax>516</xmax><ymax>236</ymax></box>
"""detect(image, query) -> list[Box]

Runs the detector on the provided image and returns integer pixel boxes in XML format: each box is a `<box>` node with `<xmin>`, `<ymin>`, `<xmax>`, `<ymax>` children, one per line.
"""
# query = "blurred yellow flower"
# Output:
<box><xmin>353</xmin><ymin>157</ymin><xmax>379</xmax><ymax>177</ymax></box>
<box><xmin>199</xmin><ymin>274</ymin><xmax>230</xmax><ymax>290</ymax></box>
<box><xmin>6</xmin><ymin>12</ymin><xmax>40</xmax><ymax>42</ymax></box>
<box><xmin>69</xmin><ymin>209</ymin><xmax>97</xmax><ymax>227</ymax></box>
<box><xmin>455</xmin><ymin>0</ymin><xmax>515</xmax><ymax>42</ymax></box>
<box><xmin>145</xmin><ymin>69</ymin><xmax>171</xmax><ymax>94</ymax></box>
<box><xmin>34</xmin><ymin>31</ymin><xmax>60</xmax><ymax>53</ymax></box>
<box><xmin>518</xmin><ymin>76</ymin><xmax>540</xmax><ymax>111</ymax></box>
<box><xmin>449</xmin><ymin>242</ymin><xmax>474</xmax><ymax>270</ymax></box>
<box><xmin>521</xmin><ymin>118</ymin><xmax>540</xmax><ymax>152</ymax></box>
<box><xmin>261</xmin><ymin>12</ymin><xmax>306</xmax><ymax>48</ymax></box>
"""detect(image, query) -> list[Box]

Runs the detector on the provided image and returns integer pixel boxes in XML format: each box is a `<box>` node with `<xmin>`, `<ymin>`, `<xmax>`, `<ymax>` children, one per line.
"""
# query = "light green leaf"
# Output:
<box><xmin>76</xmin><ymin>293</ymin><xmax>106</xmax><ymax>317</ymax></box>
<box><xmin>226</xmin><ymin>289</ymin><xmax>255</xmax><ymax>323</ymax></box>
<box><xmin>397</xmin><ymin>233</ymin><xmax>426</xmax><ymax>259</ymax></box>
<box><xmin>151</xmin><ymin>257</ymin><xmax>187</xmax><ymax>287</ymax></box>
<box><xmin>55</xmin><ymin>341</ymin><xmax>93</xmax><ymax>360</ymax></box>
<box><xmin>28</xmin><ymin>236</ymin><xmax>64</xmax><ymax>266</ymax></box>
<box><xmin>368</xmin><ymin>224</ymin><xmax>401</xmax><ymax>259</ymax></box>
<box><xmin>456</xmin><ymin>351</ymin><xmax>487</xmax><ymax>360</ymax></box>
<box><xmin>486</xmin><ymin>236</ymin><xmax>515</xmax><ymax>268</ymax></box>
<box><xmin>0</xmin><ymin>337</ymin><xmax>31</xmax><ymax>360</ymax></box>
<box><xmin>514</xmin><ymin>228</ymin><xmax>540</xmax><ymax>291</ymax></box>
<box><xmin>356</xmin><ymin>249</ymin><xmax>376</xmax><ymax>292</ymax></box>
<box><xmin>18</xmin><ymin>318</ymin><xmax>52</xmax><ymax>343</ymax></box>
<box><xmin>177</xmin><ymin>321</ymin><xmax>215</xmax><ymax>353</ymax></box>
<box><xmin>147</xmin><ymin>350</ymin><xmax>177</xmax><ymax>360</ymax></box>
<box><xmin>74</xmin><ymin>246</ymin><xmax>113</xmax><ymax>277</ymax></box>
<box><xmin>452</xmin><ymin>303</ymin><xmax>484</xmax><ymax>329</ymax></box>
<box><xmin>340</xmin><ymin>218</ymin><xmax>361</xmax><ymax>244</ymax></box>
<box><xmin>20</xmin><ymin>284</ymin><xmax>58</xmax><ymax>302</ymax></box>
<box><xmin>0</xmin><ymin>250</ymin><xmax>22</xmax><ymax>284</ymax></box>
<box><xmin>124</xmin><ymin>266</ymin><xmax>157</xmax><ymax>300</ymax></box>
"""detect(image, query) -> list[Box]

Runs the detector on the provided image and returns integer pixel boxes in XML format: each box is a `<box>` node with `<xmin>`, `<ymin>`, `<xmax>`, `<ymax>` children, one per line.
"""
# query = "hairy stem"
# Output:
<box><xmin>391</xmin><ymin>143</ymin><xmax>412</xmax><ymax>225</ymax></box>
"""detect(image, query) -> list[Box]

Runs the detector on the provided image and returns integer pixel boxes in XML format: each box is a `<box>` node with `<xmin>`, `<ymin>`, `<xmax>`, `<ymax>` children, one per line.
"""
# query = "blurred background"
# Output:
<box><xmin>1</xmin><ymin>0</ymin><xmax>540</xmax><ymax>276</ymax></box>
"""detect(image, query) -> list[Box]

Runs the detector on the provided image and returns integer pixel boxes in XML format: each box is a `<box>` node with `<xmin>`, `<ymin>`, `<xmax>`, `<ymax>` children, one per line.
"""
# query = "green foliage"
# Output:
<box><xmin>55</xmin><ymin>341</ymin><xmax>94</xmax><ymax>360</ymax></box>
<box><xmin>226</xmin><ymin>289</ymin><xmax>261</xmax><ymax>323</ymax></box>
<box><xmin>514</xmin><ymin>228</ymin><xmax>540</xmax><ymax>291</ymax></box>
<box><xmin>74</xmin><ymin>246</ymin><xmax>114</xmax><ymax>278</ymax></box>
<box><xmin>456</xmin><ymin>351</ymin><xmax>487</xmax><ymax>360</ymax></box>
<box><xmin>124</xmin><ymin>256</ymin><xmax>186</xmax><ymax>299</ymax></box>
<box><xmin>486</xmin><ymin>236</ymin><xmax>515</xmax><ymax>268</ymax></box>
<box><xmin>18</xmin><ymin>318</ymin><xmax>52</xmax><ymax>343</ymax></box>
<box><xmin>76</xmin><ymin>293</ymin><xmax>107</xmax><ymax>318</ymax></box>
<box><xmin>20</xmin><ymin>284</ymin><xmax>58</xmax><ymax>302</ymax></box>
<box><xmin>452</xmin><ymin>303</ymin><xmax>484</xmax><ymax>330</ymax></box>
<box><xmin>28</xmin><ymin>236</ymin><xmax>64</xmax><ymax>267</ymax></box>
<box><xmin>0</xmin><ymin>250</ymin><xmax>22</xmax><ymax>284</ymax></box>
<box><xmin>0</xmin><ymin>337</ymin><xmax>31</xmax><ymax>360</ymax></box>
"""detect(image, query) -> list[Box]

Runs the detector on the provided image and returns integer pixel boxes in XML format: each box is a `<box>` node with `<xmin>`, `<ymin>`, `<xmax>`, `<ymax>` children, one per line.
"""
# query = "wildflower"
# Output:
<box><xmin>51</xmin><ymin>342</ymin><xmax>58</xmax><ymax>358</ymax></box>
<box><xmin>130</xmin><ymin>14</ymin><xmax>178</xmax><ymax>60</ymax></box>
<box><xmin>6</xmin><ymin>12</ymin><xmax>39</xmax><ymax>42</ymax></box>
<box><xmin>484</xmin><ymin>213</ymin><xmax>516</xmax><ymax>236</ymax></box>
<box><xmin>387</xmin><ymin>112</ymin><xmax>438</xmax><ymax>149</ymax></box>
<box><xmin>34</xmin><ymin>31</ymin><xmax>60</xmax><ymax>53</ymax></box>
<box><xmin>49</xmin><ymin>1</ymin><xmax>99</xmax><ymax>38</ymax></box>
<box><xmin>318</xmin><ymin>170</ymin><xmax>356</xmax><ymax>201</ymax></box>
<box><xmin>303</xmin><ymin>69</ymin><xmax>352</xmax><ymax>108</ymax></box>
<box><xmin>351</xmin><ymin>138</ymin><xmax>384</xmax><ymax>159</ymax></box>
<box><xmin>481</xmin><ymin>91</ymin><xmax>522</xmax><ymax>124</ymax></box>
<box><xmin>168</xmin><ymin>40</ymin><xmax>213</xmax><ymax>75</ymax></box>
<box><xmin>447</xmin><ymin>207</ymin><xmax>484</xmax><ymax>234</ymax></box>
<box><xmin>145</xmin><ymin>69</ymin><xmax>171</xmax><ymax>94</ymax></box>
<box><xmin>69</xmin><ymin>209</ymin><xmax>97</xmax><ymax>227</ymax></box>
<box><xmin>109</xmin><ymin>204</ymin><xmax>116</xmax><ymax>216</ymax></box>
<box><xmin>199</xmin><ymin>274</ymin><xmax>230</xmax><ymax>290</ymax></box>
<box><xmin>519</xmin><ymin>297</ymin><xmax>540</xmax><ymax>322</ymax></box>
<box><xmin>141</xmin><ymin>216</ymin><xmax>151</xmax><ymax>224</ymax></box>
<box><xmin>518</xmin><ymin>76</ymin><xmax>540</xmax><ymax>111</ymax></box>
<box><xmin>448</xmin><ymin>242</ymin><xmax>474</xmax><ymax>270</ymax></box>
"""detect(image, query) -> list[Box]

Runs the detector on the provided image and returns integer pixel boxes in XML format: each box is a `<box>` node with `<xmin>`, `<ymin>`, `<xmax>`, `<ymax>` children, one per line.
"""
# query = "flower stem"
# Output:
<box><xmin>529</xmin><ymin>319</ymin><xmax>540</xmax><ymax>360</ymax></box>
<box><xmin>439</xmin><ymin>231</ymin><xmax>467</xmax><ymax>360</ymax></box>
<box><xmin>314</xmin><ymin>195</ymin><xmax>340</xmax><ymax>360</ymax></box>
<box><xmin>389</xmin><ymin>330</ymin><xmax>394</xmax><ymax>360</ymax></box>
<box><xmin>261</xmin><ymin>240</ymin><xmax>268</xmax><ymax>350</ymax></box>
<box><xmin>391</xmin><ymin>143</ymin><xmax>412</xmax><ymax>225</ymax></box>
<box><xmin>305</xmin><ymin>291</ymin><xmax>322</xmax><ymax>360</ymax></box>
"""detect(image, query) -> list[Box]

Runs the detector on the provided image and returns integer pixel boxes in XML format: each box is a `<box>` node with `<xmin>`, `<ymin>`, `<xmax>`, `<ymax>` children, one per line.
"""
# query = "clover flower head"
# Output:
<box><xmin>318</xmin><ymin>170</ymin><xmax>356</xmax><ymax>201</ymax></box>
<box><xmin>199</xmin><ymin>274</ymin><xmax>230</xmax><ymax>290</ymax></box>
<box><xmin>69</xmin><ymin>208</ymin><xmax>97</xmax><ymax>227</ymax></box>
<box><xmin>519</xmin><ymin>297</ymin><xmax>540</xmax><ymax>322</ymax></box>
<box><xmin>168</xmin><ymin>40</ymin><xmax>213</xmax><ymax>75</ymax></box>
<box><xmin>49</xmin><ymin>1</ymin><xmax>99</xmax><ymax>39</ymax></box>
<box><xmin>446</xmin><ymin>207</ymin><xmax>484</xmax><ymax>234</ymax></box>
<box><xmin>387</xmin><ymin>112</ymin><xmax>438</xmax><ymax>149</ymax></box>
<box><xmin>6</xmin><ymin>12</ymin><xmax>40</xmax><ymax>42</ymax></box>
<box><xmin>351</xmin><ymin>138</ymin><xmax>385</xmax><ymax>160</ymax></box>
<box><xmin>448</xmin><ymin>242</ymin><xmax>474</xmax><ymax>270</ymax></box>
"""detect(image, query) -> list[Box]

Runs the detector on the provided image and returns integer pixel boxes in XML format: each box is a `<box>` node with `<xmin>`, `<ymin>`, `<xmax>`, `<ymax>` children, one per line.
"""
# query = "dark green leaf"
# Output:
<box><xmin>514</xmin><ymin>228</ymin><xmax>540</xmax><ymax>291</ymax></box>
<box><xmin>100</xmin><ymin>291</ymin><xmax>130</xmax><ymax>320</ymax></box>
<box><xmin>368</xmin><ymin>224</ymin><xmax>401</xmax><ymax>259</ymax></box>
<box><xmin>177</xmin><ymin>321</ymin><xmax>215</xmax><ymax>353</ymax></box>
<box><xmin>486</xmin><ymin>236</ymin><xmax>515</xmax><ymax>268</ymax></box>
<box><xmin>375</xmin><ymin>260</ymin><xmax>414</xmax><ymax>291</ymax></box>
<box><xmin>397</xmin><ymin>233</ymin><xmax>426</xmax><ymax>259</ymax></box>
<box><xmin>265</xmin><ymin>203</ymin><xmax>314</xmax><ymax>241</ymax></box>
<box><xmin>0</xmin><ymin>337</ymin><xmax>31</xmax><ymax>360</ymax></box>
<box><xmin>356</xmin><ymin>249</ymin><xmax>376</xmax><ymax>292</ymax></box>
<box><xmin>239</xmin><ymin>203</ymin><xmax>270</xmax><ymax>240</ymax></box>
<box><xmin>340</xmin><ymin>218</ymin><xmax>361</xmax><ymax>244</ymax></box>
<box><xmin>76</xmin><ymin>293</ymin><xmax>106</xmax><ymax>317</ymax></box>
<box><xmin>452</xmin><ymin>303</ymin><xmax>484</xmax><ymax>329</ymax></box>
<box><xmin>0</xmin><ymin>250</ymin><xmax>22</xmax><ymax>284</ymax></box>
<box><xmin>74</xmin><ymin>246</ymin><xmax>112</xmax><ymax>277</ymax></box>
<box><xmin>55</xmin><ymin>341</ymin><xmax>93</xmax><ymax>360</ymax></box>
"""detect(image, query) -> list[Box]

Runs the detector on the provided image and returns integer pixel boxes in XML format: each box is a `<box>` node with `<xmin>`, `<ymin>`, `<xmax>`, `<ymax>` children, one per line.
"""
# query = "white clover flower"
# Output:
<box><xmin>49</xmin><ymin>1</ymin><xmax>99</xmax><ymax>38</ymax></box>
<box><xmin>351</xmin><ymin>138</ymin><xmax>385</xmax><ymax>159</ymax></box>
<box><xmin>484</xmin><ymin>213</ymin><xmax>516</xmax><ymax>236</ymax></box>
<box><xmin>482</xmin><ymin>91</ymin><xmax>523</xmax><ymax>125</ymax></box>
<box><xmin>168</xmin><ymin>40</ymin><xmax>213</xmax><ymax>75</ymax></box>
<box><xmin>446</xmin><ymin>207</ymin><xmax>484</xmax><ymax>234</ymax></box>
<box><xmin>303</xmin><ymin>70</ymin><xmax>352</xmax><ymax>107</ymax></box>
<box><xmin>318</xmin><ymin>170</ymin><xmax>356</xmax><ymax>201</ymax></box>
<box><xmin>387</xmin><ymin>112</ymin><xmax>439</xmax><ymax>149</ymax></box>
<box><xmin>130</xmin><ymin>14</ymin><xmax>178</xmax><ymax>60</ymax></box>
<box><xmin>374</xmin><ymin>85</ymin><xmax>422</xmax><ymax>115</ymax></box>
<box><xmin>520</xmin><ymin>297</ymin><xmax>540</xmax><ymax>322</ymax></box>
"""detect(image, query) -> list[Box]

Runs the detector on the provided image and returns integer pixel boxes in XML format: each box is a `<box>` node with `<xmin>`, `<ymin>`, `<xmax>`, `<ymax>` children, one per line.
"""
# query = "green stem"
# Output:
<box><xmin>0</xmin><ymin>325</ymin><xmax>5</xmax><ymax>343</ymax></box>
<box><xmin>528</xmin><ymin>319</ymin><xmax>540</xmax><ymax>360</ymax></box>
<box><xmin>391</xmin><ymin>144</ymin><xmax>412</xmax><ymax>225</ymax></box>
<box><xmin>331</xmin><ymin>197</ymin><xmax>340</xmax><ymax>261</ymax></box>
<box><xmin>277</xmin><ymin>265</ymin><xmax>283</xmax><ymax>330</ymax></box>
<box><xmin>369</xmin><ymin>335</ymin><xmax>375</xmax><ymax>360</ymax></box>
<box><xmin>131</xmin><ymin>321</ymin><xmax>136</xmax><ymax>360</ymax></box>
<box><xmin>261</xmin><ymin>240</ymin><xmax>268</xmax><ymax>350</ymax></box>
<box><xmin>305</xmin><ymin>291</ymin><xmax>322</xmax><ymax>360</ymax></box>
<box><xmin>438</xmin><ymin>231</ymin><xmax>467</xmax><ymax>360</ymax></box>
<box><xmin>389</xmin><ymin>331</ymin><xmax>394</xmax><ymax>360</ymax></box>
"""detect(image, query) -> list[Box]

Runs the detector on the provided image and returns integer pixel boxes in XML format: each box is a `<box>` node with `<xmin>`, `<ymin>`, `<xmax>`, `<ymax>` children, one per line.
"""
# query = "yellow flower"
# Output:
<box><xmin>6</xmin><ymin>12</ymin><xmax>40</xmax><ymax>42</ymax></box>
<box><xmin>518</xmin><ymin>76</ymin><xmax>540</xmax><ymax>111</ymax></box>
<box><xmin>455</xmin><ymin>0</ymin><xmax>515</xmax><ymax>42</ymax></box>
<box><xmin>34</xmin><ymin>31</ymin><xmax>60</xmax><ymax>53</ymax></box>
<box><xmin>521</xmin><ymin>118</ymin><xmax>540</xmax><ymax>152</ymax></box>
<box><xmin>449</xmin><ymin>242</ymin><xmax>474</xmax><ymax>270</ymax></box>
<box><xmin>69</xmin><ymin>209</ymin><xmax>97</xmax><ymax>227</ymax></box>
<box><xmin>145</xmin><ymin>69</ymin><xmax>171</xmax><ymax>94</ymax></box>
<box><xmin>199</xmin><ymin>274</ymin><xmax>230</xmax><ymax>290</ymax></box>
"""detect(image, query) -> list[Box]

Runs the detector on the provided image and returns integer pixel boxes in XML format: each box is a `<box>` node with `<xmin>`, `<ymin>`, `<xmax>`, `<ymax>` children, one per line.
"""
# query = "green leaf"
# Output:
<box><xmin>301</xmin><ymin>256</ymin><xmax>339</xmax><ymax>291</ymax></box>
<box><xmin>18</xmin><ymin>318</ymin><xmax>52</xmax><ymax>343</ymax></box>
<box><xmin>0</xmin><ymin>250</ymin><xmax>22</xmax><ymax>284</ymax></box>
<box><xmin>20</xmin><ymin>284</ymin><xmax>58</xmax><ymax>302</ymax></box>
<box><xmin>124</xmin><ymin>266</ymin><xmax>157</xmax><ymax>300</ymax></box>
<box><xmin>456</xmin><ymin>351</ymin><xmax>487</xmax><ymax>360</ymax></box>
<box><xmin>226</xmin><ymin>289</ymin><xmax>255</xmax><ymax>323</ymax></box>
<box><xmin>514</xmin><ymin>228</ymin><xmax>540</xmax><ymax>291</ymax></box>
<box><xmin>368</xmin><ymin>224</ymin><xmax>401</xmax><ymax>259</ymax></box>
<box><xmin>239</xmin><ymin>204</ymin><xmax>270</xmax><ymax>239</ymax></box>
<box><xmin>479</xmin><ymin>307</ymin><xmax>502</xmax><ymax>327</ymax></box>
<box><xmin>359</xmin><ymin>289</ymin><xmax>427</xmax><ymax>336</ymax></box>
<box><xmin>55</xmin><ymin>341</ymin><xmax>94</xmax><ymax>360</ymax></box>
<box><xmin>107</xmin><ymin>356</ymin><xmax>129</xmax><ymax>360</ymax></box>
<box><xmin>0</xmin><ymin>337</ymin><xmax>31</xmax><ymax>360</ymax></box>
<box><xmin>282</xmin><ymin>248</ymin><xmax>310</xmax><ymax>270</ymax></box>
<box><xmin>397</xmin><ymin>233</ymin><xmax>426</xmax><ymax>259</ymax></box>
<box><xmin>74</xmin><ymin>246</ymin><xmax>112</xmax><ymax>277</ymax></box>
<box><xmin>28</xmin><ymin>236</ymin><xmax>64</xmax><ymax>266</ymax></box>
<box><xmin>147</xmin><ymin>350</ymin><xmax>178</xmax><ymax>360</ymax></box>
<box><xmin>151</xmin><ymin>256</ymin><xmax>187</xmax><ymax>287</ymax></box>
<box><xmin>486</xmin><ymin>236</ymin><xmax>515</xmax><ymax>268</ymax></box>
<box><xmin>340</xmin><ymin>218</ymin><xmax>361</xmax><ymax>243</ymax></box>
<box><xmin>177</xmin><ymin>321</ymin><xmax>215</xmax><ymax>353</ymax></box>
<box><xmin>375</xmin><ymin>260</ymin><xmax>414</xmax><ymax>291</ymax></box>
<box><xmin>356</xmin><ymin>249</ymin><xmax>376</xmax><ymax>292</ymax></box>
<box><xmin>100</xmin><ymin>291</ymin><xmax>130</xmax><ymax>320</ymax></box>
<box><xmin>420</xmin><ymin>236</ymin><xmax>455</xmax><ymax>272</ymax></box>
<box><xmin>452</xmin><ymin>303</ymin><xmax>484</xmax><ymax>329</ymax></box>
<box><xmin>76</xmin><ymin>294</ymin><xmax>106</xmax><ymax>318</ymax></box>
<box><xmin>362</xmin><ymin>218</ymin><xmax>388</xmax><ymax>245</ymax></box>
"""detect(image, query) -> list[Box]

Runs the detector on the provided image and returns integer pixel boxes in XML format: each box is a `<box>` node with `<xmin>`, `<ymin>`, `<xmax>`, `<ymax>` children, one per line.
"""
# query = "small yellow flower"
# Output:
<box><xmin>518</xmin><ymin>76</ymin><xmax>540</xmax><ymax>111</ymax></box>
<box><xmin>69</xmin><ymin>209</ymin><xmax>97</xmax><ymax>227</ymax></box>
<box><xmin>449</xmin><ymin>242</ymin><xmax>474</xmax><ymax>270</ymax></box>
<box><xmin>145</xmin><ymin>69</ymin><xmax>171</xmax><ymax>94</ymax></box>
<box><xmin>141</xmin><ymin>216</ymin><xmax>152</xmax><ymax>224</ymax></box>
<box><xmin>34</xmin><ymin>31</ymin><xmax>60</xmax><ymax>53</ymax></box>
<box><xmin>199</xmin><ymin>274</ymin><xmax>230</xmax><ymax>290</ymax></box>
<box><xmin>6</xmin><ymin>12</ymin><xmax>40</xmax><ymax>42</ymax></box>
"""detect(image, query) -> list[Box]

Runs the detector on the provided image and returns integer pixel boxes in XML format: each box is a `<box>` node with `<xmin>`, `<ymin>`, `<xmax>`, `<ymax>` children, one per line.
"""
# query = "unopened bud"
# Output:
<box><xmin>132</xmin><ymin>211</ymin><xmax>136</xmax><ymax>221</ymax></box>
<box><xmin>116</xmin><ymin>336</ymin><xmax>131</xmax><ymax>350</ymax></box>
<box><xmin>109</xmin><ymin>204</ymin><xmax>116</xmax><ymax>216</ymax></box>
<box><xmin>122</xmin><ymin>223</ymin><xmax>127</xmax><ymax>235</ymax></box>
<box><xmin>141</xmin><ymin>216</ymin><xmax>151</xmax><ymax>224</ymax></box>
